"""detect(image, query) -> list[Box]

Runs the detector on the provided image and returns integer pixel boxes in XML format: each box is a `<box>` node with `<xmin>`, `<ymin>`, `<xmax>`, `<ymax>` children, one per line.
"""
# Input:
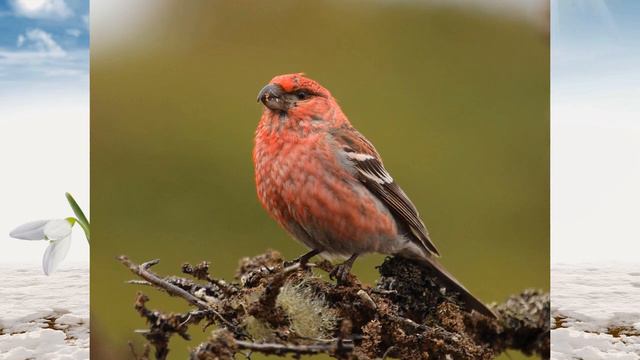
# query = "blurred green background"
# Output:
<box><xmin>91</xmin><ymin>1</ymin><xmax>548</xmax><ymax>359</ymax></box>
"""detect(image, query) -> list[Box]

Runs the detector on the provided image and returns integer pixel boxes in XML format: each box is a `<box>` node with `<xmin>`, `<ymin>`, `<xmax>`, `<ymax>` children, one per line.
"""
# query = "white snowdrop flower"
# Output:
<box><xmin>42</xmin><ymin>230</ymin><xmax>72</xmax><ymax>275</ymax></box>
<box><xmin>43</xmin><ymin>219</ymin><xmax>73</xmax><ymax>240</ymax></box>
<box><xmin>9</xmin><ymin>219</ymin><xmax>50</xmax><ymax>240</ymax></box>
<box><xmin>9</xmin><ymin>218</ymin><xmax>74</xmax><ymax>275</ymax></box>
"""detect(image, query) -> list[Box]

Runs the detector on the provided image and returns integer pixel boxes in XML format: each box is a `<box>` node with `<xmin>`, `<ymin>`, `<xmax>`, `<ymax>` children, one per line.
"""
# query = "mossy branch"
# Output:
<box><xmin>119</xmin><ymin>250</ymin><xmax>549</xmax><ymax>360</ymax></box>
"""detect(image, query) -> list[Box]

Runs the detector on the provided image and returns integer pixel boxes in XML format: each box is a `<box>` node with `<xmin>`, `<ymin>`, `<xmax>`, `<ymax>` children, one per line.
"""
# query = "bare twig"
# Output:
<box><xmin>182</xmin><ymin>261</ymin><xmax>236</xmax><ymax>296</ymax></box>
<box><xmin>235</xmin><ymin>339</ymin><xmax>353</xmax><ymax>355</ymax></box>
<box><xmin>119</xmin><ymin>256</ymin><xmax>207</xmax><ymax>308</ymax></box>
<box><xmin>117</xmin><ymin>255</ymin><xmax>235</xmax><ymax>329</ymax></box>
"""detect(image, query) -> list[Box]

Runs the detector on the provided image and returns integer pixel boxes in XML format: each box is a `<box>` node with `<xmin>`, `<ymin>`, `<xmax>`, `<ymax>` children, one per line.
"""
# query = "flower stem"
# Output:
<box><xmin>65</xmin><ymin>192</ymin><xmax>90</xmax><ymax>244</ymax></box>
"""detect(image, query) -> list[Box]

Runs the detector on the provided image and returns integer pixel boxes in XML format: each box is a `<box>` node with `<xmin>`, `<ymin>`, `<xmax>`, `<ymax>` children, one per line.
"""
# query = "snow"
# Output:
<box><xmin>552</xmin><ymin>263</ymin><xmax>640</xmax><ymax>359</ymax></box>
<box><xmin>0</xmin><ymin>265</ymin><xmax>89</xmax><ymax>360</ymax></box>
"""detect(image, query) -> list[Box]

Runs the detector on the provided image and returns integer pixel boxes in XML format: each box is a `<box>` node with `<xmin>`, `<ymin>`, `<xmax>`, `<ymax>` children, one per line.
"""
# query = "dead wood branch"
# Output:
<box><xmin>119</xmin><ymin>250</ymin><xmax>549</xmax><ymax>360</ymax></box>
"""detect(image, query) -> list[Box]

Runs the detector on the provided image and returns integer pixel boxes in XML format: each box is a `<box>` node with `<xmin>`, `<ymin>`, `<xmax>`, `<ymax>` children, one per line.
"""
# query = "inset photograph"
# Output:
<box><xmin>91</xmin><ymin>1</ymin><xmax>549</xmax><ymax>359</ymax></box>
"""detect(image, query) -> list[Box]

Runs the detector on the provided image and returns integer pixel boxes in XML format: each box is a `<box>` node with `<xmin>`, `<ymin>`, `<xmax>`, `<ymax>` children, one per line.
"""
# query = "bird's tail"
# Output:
<box><xmin>402</xmin><ymin>251</ymin><xmax>497</xmax><ymax>319</ymax></box>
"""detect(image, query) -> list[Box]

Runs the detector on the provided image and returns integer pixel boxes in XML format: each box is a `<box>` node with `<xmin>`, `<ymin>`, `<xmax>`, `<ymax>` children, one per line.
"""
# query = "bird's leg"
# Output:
<box><xmin>284</xmin><ymin>249</ymin><xmax>320</xmax><ymax>268</ymax></box>
<box><xmin>329</xmin><ymin>253</ymin><xmax>359</xmax><ymax>285</ymax></box>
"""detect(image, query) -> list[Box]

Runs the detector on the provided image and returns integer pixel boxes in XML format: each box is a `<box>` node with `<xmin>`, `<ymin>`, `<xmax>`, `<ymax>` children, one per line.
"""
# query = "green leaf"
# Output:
<box><xmin>65</xmin><ymin>192</ymin><xmax>90</xmax><ymax>244</ymax></box>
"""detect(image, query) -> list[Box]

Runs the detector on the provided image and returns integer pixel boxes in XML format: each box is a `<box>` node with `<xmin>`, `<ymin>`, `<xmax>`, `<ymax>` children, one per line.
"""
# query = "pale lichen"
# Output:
<box><xmin>243</xmin><ymin>315</ymin><xmax>274</xmax><ymax>341</ymax></box>
<box><xmin>276</xmin><ymin>277</ymin><xmax>338</xmax><ymax>339</ymax></box>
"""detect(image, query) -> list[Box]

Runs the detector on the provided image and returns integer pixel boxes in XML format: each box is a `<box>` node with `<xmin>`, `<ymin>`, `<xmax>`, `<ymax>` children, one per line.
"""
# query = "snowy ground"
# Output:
<box><xmin>0</xmin><ymin>265</ymin><xmax>89</xmax><ymax>360</ymax></box>
<box><xmin>552</xmin><ymin>263</ymin><xmax>640</xmax><ymax>359</ymax></box>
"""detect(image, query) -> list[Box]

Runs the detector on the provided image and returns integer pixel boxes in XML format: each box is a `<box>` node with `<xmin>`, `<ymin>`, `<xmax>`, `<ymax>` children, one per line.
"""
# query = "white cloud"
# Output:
<box><xmin>9</xmin><ymin>0</ymin><xmax>73</xmax><ymax>20</ymax></box>
<box><xmin>16</xmin><ymin>34</ymin><xmax>25</xmax><ymax>47</ymax></box>
<box><xmin>82</xmin><ymin>14</ymin><xmax>89</xmax><ymax>29</ymax></box>
<box><xmin>13</xmin><ymin>28</ymin><xmax>66</xmax><ymax>57</ymax></box>
<box><xmin>0</xmin><ymin>28</ymin><xmax>85</xmax><ymax>82</ymax></box>
<box><xmin>66</xmin><ymin>28</ymin><xmax>82</xmax><ymax>37</ymax></box>
<box><xmin>43</xmin><ymin>68</ymin><xmax>84</xmax><ymax>77</ymax></box>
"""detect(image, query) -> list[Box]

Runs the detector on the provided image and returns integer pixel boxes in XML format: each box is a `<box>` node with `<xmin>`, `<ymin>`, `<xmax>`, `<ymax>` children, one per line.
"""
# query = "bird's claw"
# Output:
<box><xmin>329</xmin><ymin>263</ymin><xmax>352</xmax><ymax>285</ymax></box>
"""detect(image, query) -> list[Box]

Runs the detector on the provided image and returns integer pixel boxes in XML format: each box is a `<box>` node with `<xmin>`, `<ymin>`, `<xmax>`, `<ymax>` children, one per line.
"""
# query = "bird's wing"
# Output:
<box><xmin>330</xmin><ymin>126</ymin><xmax>440</xmax><ymax>256</ymax></box>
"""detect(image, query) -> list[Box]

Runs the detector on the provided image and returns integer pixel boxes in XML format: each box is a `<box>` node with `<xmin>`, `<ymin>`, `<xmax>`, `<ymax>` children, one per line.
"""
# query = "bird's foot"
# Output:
<box><xmin>283</xmin><ymin>249</ymin><xmax>320</xmax><ymax>269</ymax></box>
<box><xmin>329</xmin><ymin>264</ymin><xmax>352</xmax><ymax>285</ymax></box>
<box><xmin>329</xmin><ymin>254</ymin><xmax>359</xmax><ymax>286</ymax></box>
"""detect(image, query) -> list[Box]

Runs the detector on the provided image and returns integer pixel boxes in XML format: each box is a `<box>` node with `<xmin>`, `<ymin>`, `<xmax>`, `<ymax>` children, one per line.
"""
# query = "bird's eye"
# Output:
<box><xmin>295</xmin><ymin>91</ymin><xmax>310</xmax><ymax>100</ymax></box>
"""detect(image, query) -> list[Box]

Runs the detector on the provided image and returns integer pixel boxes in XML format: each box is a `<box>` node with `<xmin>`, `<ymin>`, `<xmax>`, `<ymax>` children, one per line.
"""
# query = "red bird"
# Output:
<box><xmin>253</xmin><ymin>73</ymin><xmax>496</xmax><ymax>319</ymax></box>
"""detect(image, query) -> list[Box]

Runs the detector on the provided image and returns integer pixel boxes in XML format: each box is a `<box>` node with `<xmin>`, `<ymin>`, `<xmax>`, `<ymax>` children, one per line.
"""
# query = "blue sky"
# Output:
<box><xmin>553</xmin><ymin>0</ymin><xmax>640</xmax><ymax>96</ymax></box>
<box><xmin>0</xmin><ymin>0</ymin><xmax>88</xmax><ymax>87</ymax></box>
<box><xmin>552</xmin><ymin>0</ymin><xmax>640</xmax><ymax>262</ymax></box>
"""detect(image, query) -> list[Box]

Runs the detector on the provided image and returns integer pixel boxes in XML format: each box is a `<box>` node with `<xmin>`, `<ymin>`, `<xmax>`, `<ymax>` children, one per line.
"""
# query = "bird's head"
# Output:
<box><xmin>257</xmin><ymin>73</ymin><xmax>341</xmax><ymax>124</ymax></box>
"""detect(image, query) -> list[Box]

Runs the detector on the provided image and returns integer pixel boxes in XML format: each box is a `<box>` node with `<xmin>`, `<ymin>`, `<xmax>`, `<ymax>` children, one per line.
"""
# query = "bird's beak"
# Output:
<box><xmin>257</xmin><ymin>83</ymin><xmax>288</xmax><ymax>111</ymax></box>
